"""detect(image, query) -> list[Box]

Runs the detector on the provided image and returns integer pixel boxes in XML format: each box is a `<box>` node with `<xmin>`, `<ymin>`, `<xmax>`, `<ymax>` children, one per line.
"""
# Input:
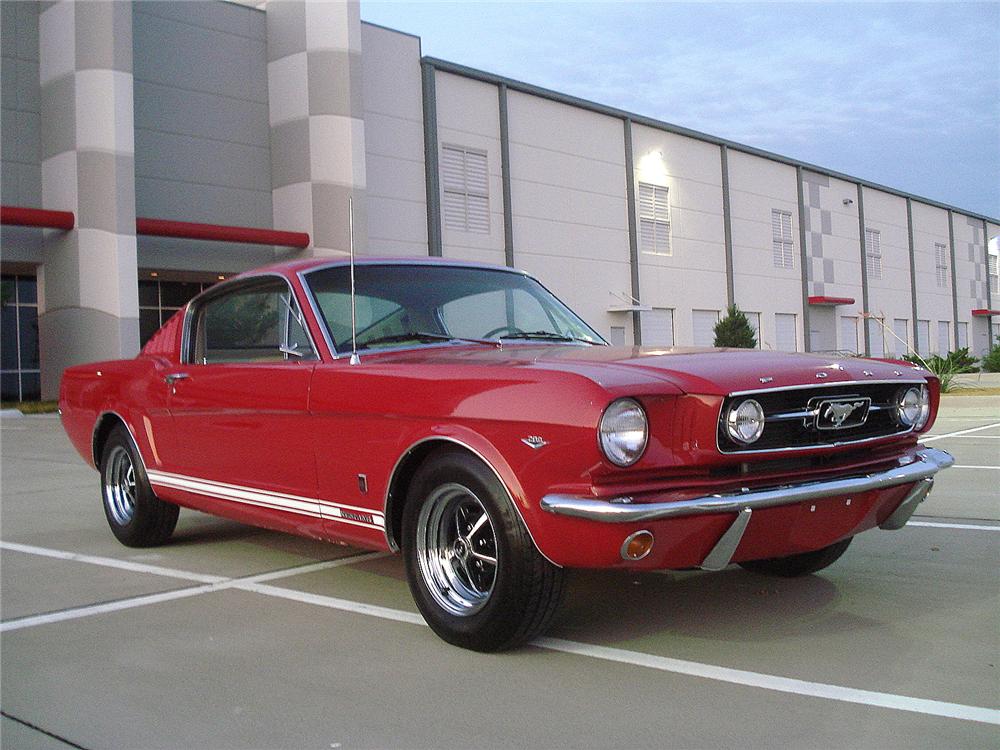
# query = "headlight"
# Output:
<box><xmin>896</xmin><ymin>385</ymin><xmax>930</xmax><ymax>430</ymax></box>
<box><xmin>599</xmin><ymin>398</ymin><xmax>648</xmax><ymax>466</ymax></box>
<box><xmin>725</xmin><ymin>399</ymin><xmax>765</xmax><ymax>444</ymax></box>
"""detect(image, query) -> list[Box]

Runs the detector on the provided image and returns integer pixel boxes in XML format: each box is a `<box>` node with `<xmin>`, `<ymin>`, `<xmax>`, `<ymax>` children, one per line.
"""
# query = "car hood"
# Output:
<box><xmin>370</xmin><ymin>344</ymin><xmax>928</xmax><ymax>396</ymax></box>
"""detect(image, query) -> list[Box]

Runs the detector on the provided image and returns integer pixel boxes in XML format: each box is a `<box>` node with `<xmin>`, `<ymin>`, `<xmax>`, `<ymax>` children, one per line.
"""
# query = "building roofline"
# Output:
<box><xmin>422</xmin><ymin>56</ymin><xmax>999</xmax><ymax>225</ymax></box>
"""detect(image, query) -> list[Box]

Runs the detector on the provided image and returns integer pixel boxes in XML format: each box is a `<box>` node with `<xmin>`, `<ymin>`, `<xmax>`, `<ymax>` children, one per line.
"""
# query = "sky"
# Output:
<box><xmin>361</xmin><ymin>1</ymin><xmax>1000</xmax><ymax>219</ymax></box>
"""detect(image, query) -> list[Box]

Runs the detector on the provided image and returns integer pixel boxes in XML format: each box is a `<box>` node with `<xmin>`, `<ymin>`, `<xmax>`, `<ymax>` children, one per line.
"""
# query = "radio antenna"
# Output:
<box><xmin>348</xmin><ymin>196</ymin><xmax>360</xmax><ymax>366</ymax></box>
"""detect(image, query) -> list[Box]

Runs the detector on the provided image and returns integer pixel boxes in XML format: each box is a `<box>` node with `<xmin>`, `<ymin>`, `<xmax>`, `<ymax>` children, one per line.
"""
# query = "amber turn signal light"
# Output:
<box><xmin>621</xmin><ymin>530</ymin><xmax>654</xmax><ymax>561</ymax></box>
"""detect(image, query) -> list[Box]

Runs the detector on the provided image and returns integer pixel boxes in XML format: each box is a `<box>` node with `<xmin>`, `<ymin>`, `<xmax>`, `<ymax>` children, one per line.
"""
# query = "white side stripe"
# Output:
<box><xmin>146</xmin><ymin>470</ymin><xmax>384</xmax><ymax>529</ymax></box>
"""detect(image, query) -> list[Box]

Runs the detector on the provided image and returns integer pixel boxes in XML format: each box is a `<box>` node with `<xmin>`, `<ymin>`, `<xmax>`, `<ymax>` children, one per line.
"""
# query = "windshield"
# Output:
<box><xmin>303</xmin><ymin>264</ymin><xmax>606</xmax><ymax>353</ymax></box>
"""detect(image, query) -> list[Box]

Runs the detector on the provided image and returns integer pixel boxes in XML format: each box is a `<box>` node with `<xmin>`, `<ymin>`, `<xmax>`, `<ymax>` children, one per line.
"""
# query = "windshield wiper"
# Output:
<box><xmin>360</xmin><ymin>331</ymin><xmax>500</xmax><ymax>348</ymax></box>
<box><xmin>500</xmin><ymin>331</ymin><xmax>602</xmax><ymax>345</ymax></box>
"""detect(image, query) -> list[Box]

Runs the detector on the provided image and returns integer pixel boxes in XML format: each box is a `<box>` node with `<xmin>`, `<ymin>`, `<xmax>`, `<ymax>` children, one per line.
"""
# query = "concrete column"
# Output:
<box><xmin>266</xmin><ymin>0</ymin><xmax>367</xmax><ymax>257</ymax></box>
<box><xmin>38</xmin><ymin>0</ymin><xmax>139</xmax><ymax>399</ymax></box>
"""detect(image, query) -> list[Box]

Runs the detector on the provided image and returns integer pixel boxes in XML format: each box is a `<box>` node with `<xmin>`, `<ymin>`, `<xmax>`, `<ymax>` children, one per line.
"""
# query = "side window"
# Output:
<box><xmin>192</xmin><ymin>281</ymin><xmax>315</xmax><ymax>364</ymax></box>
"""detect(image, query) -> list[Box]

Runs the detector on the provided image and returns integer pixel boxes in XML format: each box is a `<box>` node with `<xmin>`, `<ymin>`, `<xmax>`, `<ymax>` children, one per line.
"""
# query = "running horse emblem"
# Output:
<box><xmin>823</xmin><ymin>400</ymin><xmax>867</xmax><ymax>428</ymax></box>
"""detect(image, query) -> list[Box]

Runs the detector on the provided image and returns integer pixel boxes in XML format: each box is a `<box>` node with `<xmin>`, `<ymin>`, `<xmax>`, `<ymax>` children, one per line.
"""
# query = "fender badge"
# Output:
<box><xmin>759</xmin><ymin>376</ymin><xmax>773</xmax><ymax>384</ymax></box>
<box><xmin>521</xmin><ymin>436</ymin><xmax>549</xmax><ymax>450</ymax></box>
<box><xmin>816</xmin><ymin>372</ymin><xmax>828</xmax><ymax>379</ymax></box>
<box><xmin>863</xmin><ymin>370</ymin><xmax>874</xmax><ymax>377</ymax></box>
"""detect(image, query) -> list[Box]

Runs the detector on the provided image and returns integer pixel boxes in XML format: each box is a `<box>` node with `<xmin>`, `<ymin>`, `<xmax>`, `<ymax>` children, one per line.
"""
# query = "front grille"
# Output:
<box><xmin>717</xmin><ymin>381</ymin><xmax>921</xmax><ymax>453</ymax></box>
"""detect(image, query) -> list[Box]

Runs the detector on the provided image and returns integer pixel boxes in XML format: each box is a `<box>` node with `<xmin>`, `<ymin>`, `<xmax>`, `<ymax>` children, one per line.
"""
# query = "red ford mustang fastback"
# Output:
<box><xmin>60</xmin><ymin>258</ymin><xmax>953</xmax><ymax>651</ymax></box>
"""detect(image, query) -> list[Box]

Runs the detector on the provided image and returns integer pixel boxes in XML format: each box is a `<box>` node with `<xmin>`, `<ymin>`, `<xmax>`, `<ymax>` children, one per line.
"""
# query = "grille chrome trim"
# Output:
<box><xmin>717</xmin><ymin>380</ymin><xmax>923</xmax><ymax>454</ymax></box>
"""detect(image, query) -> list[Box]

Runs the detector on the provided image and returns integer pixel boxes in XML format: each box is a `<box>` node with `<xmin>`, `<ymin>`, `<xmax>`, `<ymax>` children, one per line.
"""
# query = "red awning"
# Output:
<box><xmin>971</xmin><ymin>309</ymin><xmax>999</xmax><ymax>316</ymax></box>
<box><xmin>0</xmin><ymin>205</ymin><xmax>75</xmax><ymax>230</ymax></box>
<box><xmin>808</xmin><ymin>295</ymin><xmax>855</xmax><ymax>306</ymax></box>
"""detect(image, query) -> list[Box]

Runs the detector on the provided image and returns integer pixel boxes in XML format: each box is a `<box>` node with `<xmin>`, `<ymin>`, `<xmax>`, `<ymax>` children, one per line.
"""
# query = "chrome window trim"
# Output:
<box><xmin>297</xmin><ymin>261</ymin><xmax>607</xmax><ymax>359</ymax></box>
<box><xmin>715</xmin><ymin>380</ymin><xmax>924</xmax><ymax>455</ymax></box>
<box><xmin>180</xmin><ymin>272</ymin><xmax>319</xmax><ymax>366</ymax></box>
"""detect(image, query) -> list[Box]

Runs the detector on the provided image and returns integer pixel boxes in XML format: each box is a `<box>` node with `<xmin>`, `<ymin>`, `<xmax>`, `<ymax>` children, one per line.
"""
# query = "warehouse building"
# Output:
<box><xmin>2</xmin><ymin>0</ymin><xmax>998</xmax><ymax>401</ymax></box>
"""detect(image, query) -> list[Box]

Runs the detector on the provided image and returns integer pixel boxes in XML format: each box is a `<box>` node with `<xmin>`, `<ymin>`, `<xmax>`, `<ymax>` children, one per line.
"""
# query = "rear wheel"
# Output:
<box><xmin>738</xmin><ymin>536</ymin><xmax>853</xmax><ymax>578</ymax></box>
<box><xmin>100</xmin><ymin>424</ymin><xmax>178</xmax><ymax>547</ymax></box>
<box><xmin>402</xmin><ymin>449</ymin><xmax>564</xmax><ymax>651</ymax></box>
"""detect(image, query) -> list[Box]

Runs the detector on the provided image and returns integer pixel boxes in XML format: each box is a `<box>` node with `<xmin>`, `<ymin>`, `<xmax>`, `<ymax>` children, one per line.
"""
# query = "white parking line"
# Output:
<box><xmin>923</xmin><ymin>422</ymin><xmax>1000</xmax><ymax>442</ymax></box>
<box><xmin>952</xmin><ymin>465</ymin><xmax>1000</xmax><ymax>470</ymax></box>
<box><xmin>2</xmin><ymin>543</ymin><xmax>998</xmax><ymax>725</ymax></box>
<box><xmin>0</xmin><ymin>544</ymin><xmax>387</xmax><ymax>633</ymax></box>
<box><xmin>535</xmin><ymin>638</ymin><xmax>1000</xmax><ymax>726</ymax></box>
<box><xmin>0</xmin><ymin>541</ymin><xmax>226</xmax><ymax>584</ymax></box>
<box><xmin>908</xmin><ymin>521</ymin><xmax>1000</xmax><ymax>531</ymax></box>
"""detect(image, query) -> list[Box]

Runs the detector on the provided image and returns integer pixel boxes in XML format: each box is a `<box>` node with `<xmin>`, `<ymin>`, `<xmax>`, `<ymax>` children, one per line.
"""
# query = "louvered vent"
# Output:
<box><xmin>442</xmin><ymin>145</ymin><xmax>490</xmax><ymax>234</ymax></box>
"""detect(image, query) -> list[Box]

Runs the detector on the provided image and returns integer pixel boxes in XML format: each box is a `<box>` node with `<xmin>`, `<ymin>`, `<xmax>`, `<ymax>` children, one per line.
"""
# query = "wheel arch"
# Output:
<box><xmin>383</xmin><ymin>435</ymin><xmax>557</xmax><ymax>566</ymax></box>
<box><xmin>92</xmin><ymin>411</ymin><xmax>146</xmax><ymax>472</ymax></box>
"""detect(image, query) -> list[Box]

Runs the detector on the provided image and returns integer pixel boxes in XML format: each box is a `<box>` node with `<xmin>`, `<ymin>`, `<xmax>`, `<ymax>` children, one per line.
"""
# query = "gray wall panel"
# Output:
<box><xmin>135</xmin><ymin>129</ymin><xmax>271</xmax><ymax>193</ymax></box>
<box><xmin>134</xmin><ymin>80</ymin><xmax>269</xmax><ymax>146</ymax></box>
<box><xmin>138</xmin><ymin>1</ymin><xmax>264</xmax><ymax>39</ymax></box>
<box><xmin>1</xmin><ymin>1</ymin><xmax>41</xmax><ymax>219</ymax></box>
<box><xmin>135</xmin><ymin>177</ymin><xmax>272</xmax><ymax>227</ymax></box>
<box><xmin>133</xmin><ymin>8</ymin><xmax>267</xmax><ymax>103</ymax></box>
<box><xmin>133</xmin><ymin>1</ymin><xmax>271</xmax><ymax>231</ymax></box>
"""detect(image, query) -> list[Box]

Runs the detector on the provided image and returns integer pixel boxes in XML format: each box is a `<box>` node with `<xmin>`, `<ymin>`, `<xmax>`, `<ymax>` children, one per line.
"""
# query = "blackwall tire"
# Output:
<box><xmin>99</xmin><ymin>424</ymin><xmax>179</xmax><ymax>547</ymax></box>
<box><xmin>738</xmin><ymin>536</ymin><xmax>853</xmax><ymax>578</ymax></box>
<box><xmin>402</xmin><ymin>449</ymin><xmax>564</xmax><ymax>652</ymax></box>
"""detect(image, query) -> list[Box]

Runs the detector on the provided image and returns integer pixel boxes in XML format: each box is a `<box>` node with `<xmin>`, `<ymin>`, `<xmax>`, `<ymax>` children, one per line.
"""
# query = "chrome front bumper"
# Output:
<box><xmin>541</xmin><ymin>447</ymin><xmax>954</xmax><ymax>526</ymax></box>
<box><xmin>541</xmin><ymin>447</ymin><xmax>953</xmax><ymax>572</ymax></box>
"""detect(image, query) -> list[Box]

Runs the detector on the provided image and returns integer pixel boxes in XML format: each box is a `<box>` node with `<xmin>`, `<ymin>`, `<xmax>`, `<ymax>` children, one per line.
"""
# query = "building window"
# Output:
<box><xmin>937</xmin><ymin>320</ymin><xmax>950</xmax><ymax>355</ymax></box>
<box><xmin>865</xmin><ymin>228</ymin><xmax>882</xmax><ymax>280</ymax></box>
<box><xmin>441</xmin><ymin>145</ymin><xmax>490</xmax><ymax>233</ymax></box>
<box><xmin>771</xmin><ymin>209</ymin><xmax>794</xmax><ymax>269</ymax></box>
<box><xmin>775</xmin><ymin>313</ymin><xmax>797</xmax><ymax>352</ymax></box>
<box><xmin>957</xmin><ymin>321</ymin><xmax>968</xmax><ymax>350</ymax></box>
<box><xmin>935</xmin><ymin>243</ymin><xmax>949</xmax><ymax>288</ymax></box>
<box><xmin>917</xmin><ymin>320</ymin><xmax>930</xmax><ymax>357</ymax></box>
<box><xmin>640</xmin><ymin>307</ymin><xmax>674</xmax><ymax>347</ymax></box>
<box><xmin>692</xmin><ymin>309</ymin><xmax>719</xmax><ymax>347</ymax></box>
<box><xmin>139</xmin><ymin>279</ymin><xmax>213</xmax><ymax>346</ymax></box>
<box><xmin>866</xmin><ymin>316</ymin><xmax>885</xmax><ymax>357</ymax></box>
<box><xmin>745</xmin><ymin>311</ymin><xmax>762</xmax><ymax>348</ymax></box>
<box><xmin>892</xmin><ymin>318</ymin><xmax>909</xmax><ymax>358</ymax></box>
<box><xmin>1</xmin><ymin>274</ymin><xmax>40</xmax><ymax>401</ymax></box>
<box><xmin>840</xmin><ymin>316</ymin><xmax>858</xmax><ymax>354</ymax></box>
<box><xmin>638</xmin><ymin>182</ymin><xmax>671</xmax><ymax>256</ymax></box>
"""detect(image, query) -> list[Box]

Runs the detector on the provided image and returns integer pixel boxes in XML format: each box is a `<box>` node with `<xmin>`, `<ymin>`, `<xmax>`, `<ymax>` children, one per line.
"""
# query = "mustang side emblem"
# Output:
<box><xmin>815</xmin><ymin>397</ymin><xmax>871</xmax><ymax>430</ymax></box>
<box><xmin>521</xmin><ymin>436</ymin><xmax>549</xmax><ymax>449</ymax></box>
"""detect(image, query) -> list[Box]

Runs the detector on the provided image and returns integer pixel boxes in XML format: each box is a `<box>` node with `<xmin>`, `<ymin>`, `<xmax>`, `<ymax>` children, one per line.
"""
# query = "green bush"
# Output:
<box><xmin>902</xmin><ymin>347</ymin><xmax>978</xmax><ymax>375</ymax></box>
<box><xmin>713</xmin><ymin>305</ymin><xmax>757</xmax><ymax>349</ymax></box>
<box><xmin>982</xmin><ymin>344</ymin><xmax>1000</xmax><ymax>373</ymax></box>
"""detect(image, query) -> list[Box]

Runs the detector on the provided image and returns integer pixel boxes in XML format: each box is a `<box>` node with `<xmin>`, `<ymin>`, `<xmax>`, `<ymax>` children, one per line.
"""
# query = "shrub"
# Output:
<box><xmin>713</xmin><ymin>305</ymin><xmax>757</xmax><ymax>349</ymax></box>
<box><xmin>982</xmin><ymin>344</ymin><xmax>1000</xmax><ymax>373</ymax></box>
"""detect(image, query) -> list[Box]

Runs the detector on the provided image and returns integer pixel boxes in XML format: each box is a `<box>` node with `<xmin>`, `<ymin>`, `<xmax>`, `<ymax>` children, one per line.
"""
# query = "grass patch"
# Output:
<box><xmin>940</xmin><ymin>388</ymin><xmax>1000</xmax><ymax>397</ymax></box>
<box><xmin>1</xmin><ymin>400</ymin><xmax>59</xmax><ymax>414</ymax></box>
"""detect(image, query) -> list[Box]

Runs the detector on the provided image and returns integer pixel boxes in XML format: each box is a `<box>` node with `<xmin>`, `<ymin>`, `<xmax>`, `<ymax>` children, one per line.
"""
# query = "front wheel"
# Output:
<box><xmin>100</xmin><ymin>424</ymin><xmax>179</xmax><ymax>547</ymax></box>
<box><xmin>402</xmin><ymin>449</ymin><xmax>564</xmax><ymax>651</ymax></box>
<box><xmin>738</xmin><ymin>536</ymin><xmax>853</xmax><ymax>578</ymax></box>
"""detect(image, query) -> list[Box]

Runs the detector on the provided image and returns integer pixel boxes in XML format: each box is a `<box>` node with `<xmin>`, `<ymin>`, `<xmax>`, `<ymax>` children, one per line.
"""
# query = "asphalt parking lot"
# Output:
<box><xmin>2</xmin><ymin>396</ymin><xmax>998</xmax><ymax>749</ymax></box>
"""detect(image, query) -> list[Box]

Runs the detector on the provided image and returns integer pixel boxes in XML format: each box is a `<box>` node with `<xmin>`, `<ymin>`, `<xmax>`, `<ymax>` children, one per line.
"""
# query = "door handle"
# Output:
<box><xmin>164</xmin><ymin>373</ymin><xmax>190</xmax><ymax>385</ymax></box>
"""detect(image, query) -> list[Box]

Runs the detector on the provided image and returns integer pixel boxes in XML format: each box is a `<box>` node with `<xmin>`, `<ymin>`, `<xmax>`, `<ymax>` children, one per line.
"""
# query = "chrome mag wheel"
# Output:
<box><xmin>415</xmin><ymin>483</ymin><xmax>499</xmax><ymax>617</ymax></box>
<box><xmin>104</xmin><ymin>445</ymin><xmax>137</xmax><ymax>526</ymax></box>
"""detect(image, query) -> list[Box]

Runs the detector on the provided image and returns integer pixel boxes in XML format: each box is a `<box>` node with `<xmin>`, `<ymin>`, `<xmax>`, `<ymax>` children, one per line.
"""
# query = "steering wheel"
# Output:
<box><xmin>483</xmin><ymin>325</ymin><xmax>524</xmax><ymax>339</ymax></box>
